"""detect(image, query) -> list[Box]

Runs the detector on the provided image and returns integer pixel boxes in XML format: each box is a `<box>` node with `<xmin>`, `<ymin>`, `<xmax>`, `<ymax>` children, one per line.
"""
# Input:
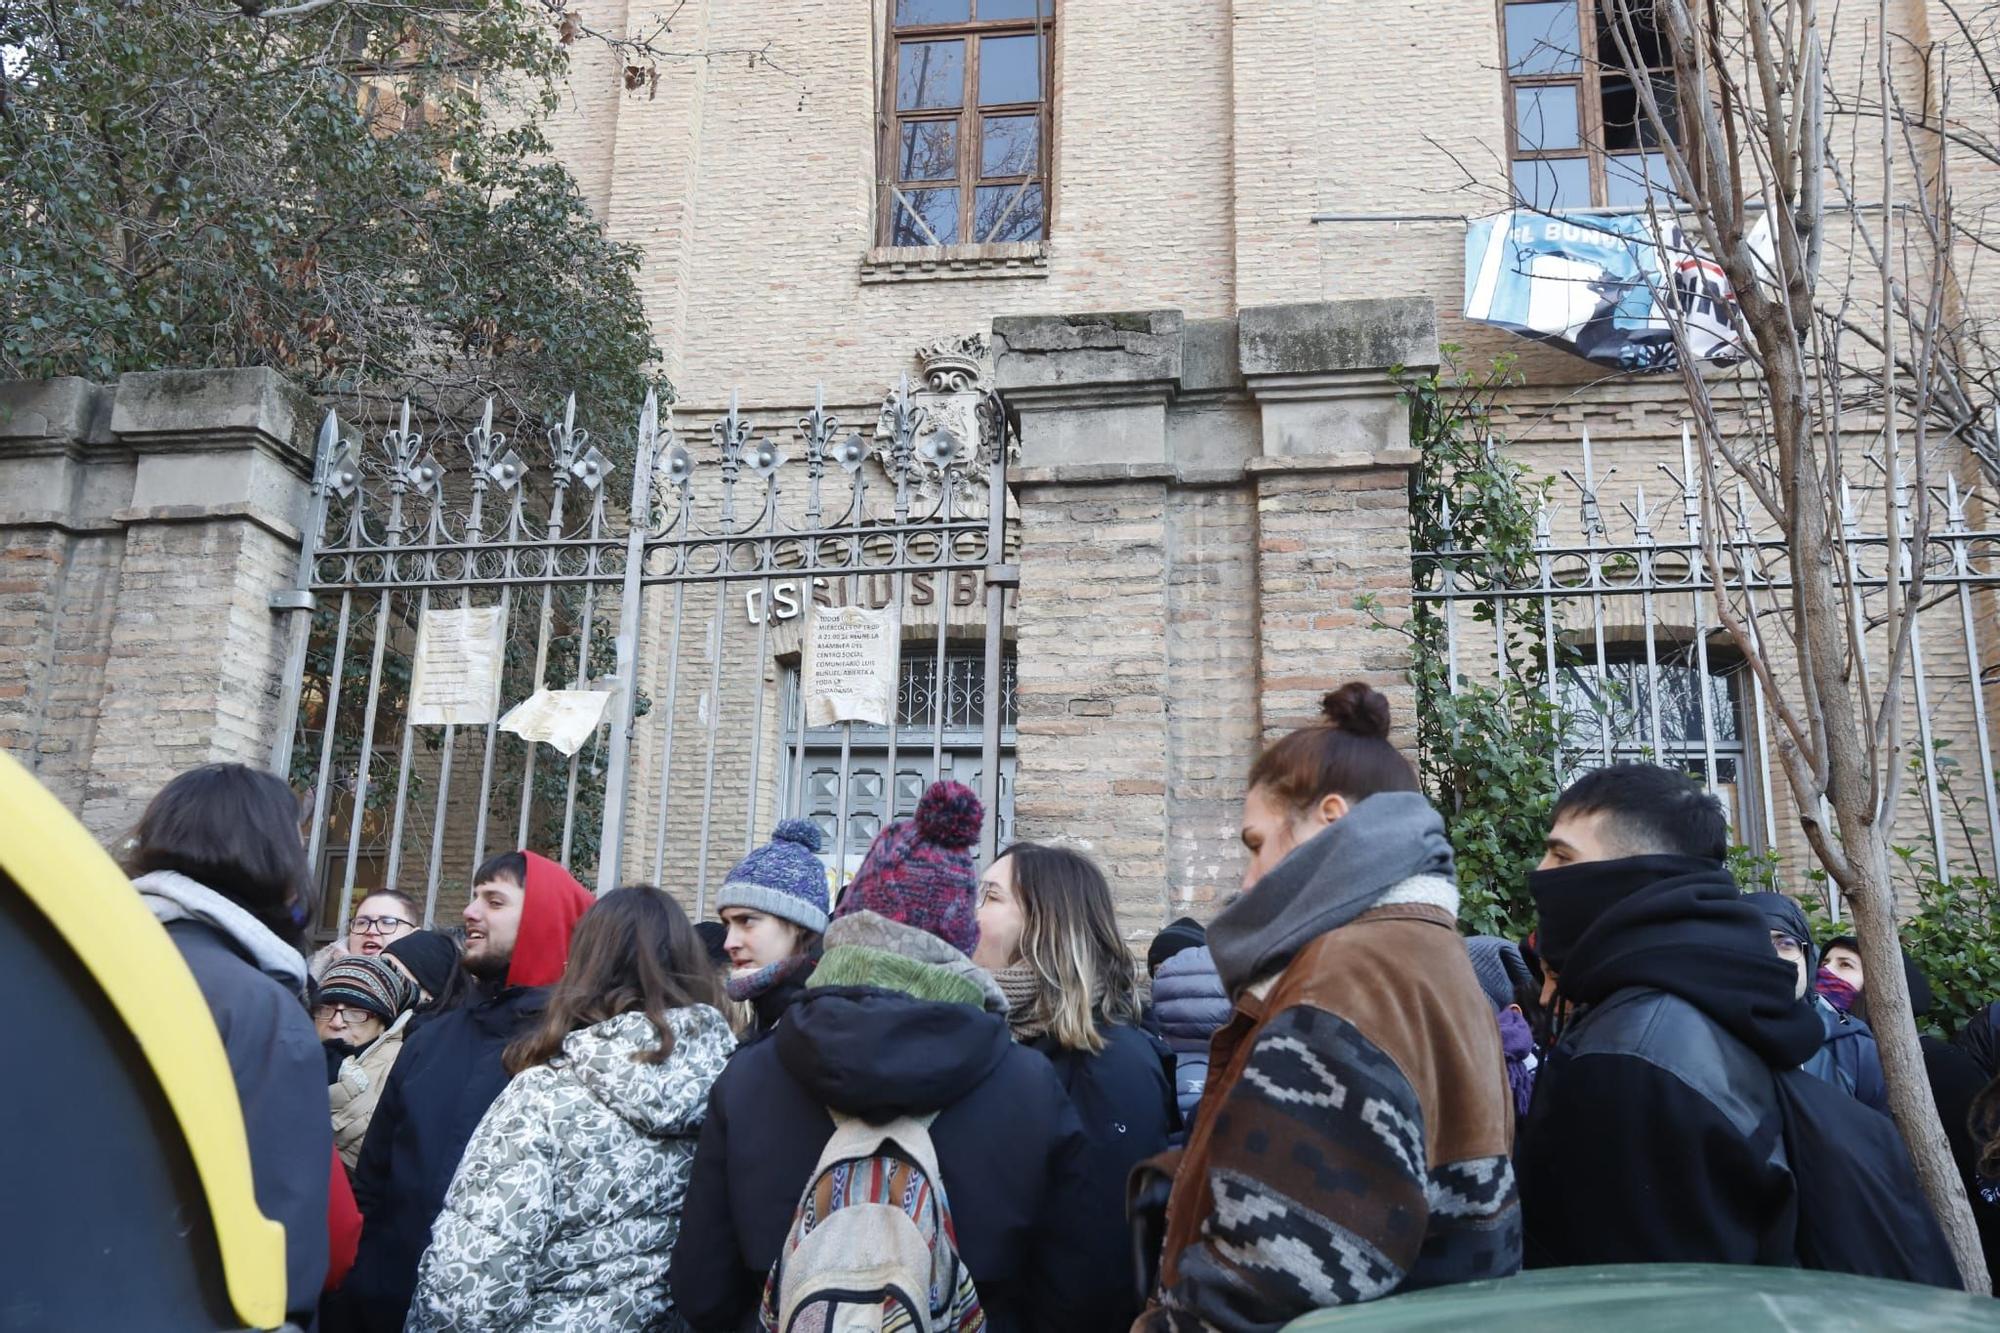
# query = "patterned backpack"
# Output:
<box><xmin>759</xmin><ymin>1110</ymin><xmax>985</xmax><ymax>1333</ymax></box>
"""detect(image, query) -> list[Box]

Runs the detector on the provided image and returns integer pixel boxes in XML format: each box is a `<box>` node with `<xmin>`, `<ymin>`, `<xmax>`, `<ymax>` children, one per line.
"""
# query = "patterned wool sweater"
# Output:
<box><xmin>1151</xmin><ymin>879</ymin><xmax>1522</xmax><ymax>1332</ymax></box>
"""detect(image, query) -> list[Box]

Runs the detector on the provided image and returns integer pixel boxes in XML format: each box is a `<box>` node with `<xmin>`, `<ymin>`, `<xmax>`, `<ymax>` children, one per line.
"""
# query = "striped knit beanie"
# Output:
<box><xmin>834</xmin><ymin>781</ymin><xmax>983</xmax><ymax>957</ymax></box>
<box><xmin>319</xmin><ymin>954</ymin><xmax>418</xmax><ymax>1022</ymax></box>
<box><xmin>717</xmin><ymin>819</ymin><xmax>831</xmax><ymax>934</ymax></box>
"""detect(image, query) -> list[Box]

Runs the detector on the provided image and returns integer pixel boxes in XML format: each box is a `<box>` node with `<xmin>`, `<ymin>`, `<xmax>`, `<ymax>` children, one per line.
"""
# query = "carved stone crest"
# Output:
<box><xmin>872</xmin><ymin>333</ymin><xmax>1013</xmax><ymax>509</ymax></box>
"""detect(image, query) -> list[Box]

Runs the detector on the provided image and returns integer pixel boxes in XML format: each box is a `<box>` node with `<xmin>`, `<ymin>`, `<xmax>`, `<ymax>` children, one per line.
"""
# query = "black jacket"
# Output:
<box><xmin>164</xmin><ymin>918</ymin><xmax>331</xmax><ymax>1324</ymax></box>
<box><xmin>669</xmin><ymin>983</ymin><xmax>1099</xmax><ymax>1332</ymax></box>
<box><xmin>735</xmin><ymin>954</ymin><xmax>817</xmax><ymax>1049</ymax></box>
<box><xmin>1027</xmin><ymin>1023</ymin><xmax>1179</xmax><ymax>1329</ymax></box>
<box><xmin>1519</xmin><ymin>857</ymin><xmax>1827</xmax><ymax>1269</ymax></box>
<box><xmin>332</xmin><ymin>984</ymin><xmax>546</xmax><ymax>1331</ymax></box>
<box><xmin>1521</xmin><ymin>858</ymin><xmax>1958</xmax><ymax>1284</ymax></box>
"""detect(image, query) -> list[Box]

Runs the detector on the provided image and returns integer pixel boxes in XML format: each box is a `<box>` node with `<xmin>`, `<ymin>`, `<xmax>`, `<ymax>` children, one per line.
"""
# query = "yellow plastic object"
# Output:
<box><xmin>0</xmin><ymin>751</ymin><xmax>288</xmax><ymax>1330</ymax></box>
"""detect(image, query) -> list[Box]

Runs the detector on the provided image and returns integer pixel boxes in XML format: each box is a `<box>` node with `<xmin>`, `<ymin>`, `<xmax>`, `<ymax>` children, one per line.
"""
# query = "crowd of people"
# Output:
<box><xmin>116</xmin><ymin>679</ymin><xmax>2000</xmax><ymax>1331</ymax></box>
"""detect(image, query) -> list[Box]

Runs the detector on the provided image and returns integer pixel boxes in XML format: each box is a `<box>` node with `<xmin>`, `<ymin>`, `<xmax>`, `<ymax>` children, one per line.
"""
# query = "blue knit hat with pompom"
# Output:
<box><xmin>833</xmin><ymin>781</ymin><xmax>984</xmax><ymax>956</ymax></box>
<box><xmin>717</xmin><ymin>818</ymin><xmax>830</xmax><ymax>933</ymax></box>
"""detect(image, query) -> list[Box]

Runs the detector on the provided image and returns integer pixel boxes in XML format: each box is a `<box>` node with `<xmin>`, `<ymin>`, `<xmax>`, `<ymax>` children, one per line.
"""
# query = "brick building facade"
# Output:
<box><xmin>528</xmin><ymin>0</ymin><xmax>1998</xmax><ymax>929</ymax></box>
<box><xmin>5</xmin><ymin>0</ymin><xmax>1995</xmax><ymax>940</ymax></box>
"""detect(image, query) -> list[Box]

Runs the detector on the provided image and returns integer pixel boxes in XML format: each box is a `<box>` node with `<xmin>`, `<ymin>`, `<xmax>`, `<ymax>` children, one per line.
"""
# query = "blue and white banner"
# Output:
<box><xmin>1464</xmin><ymin>211</ymin><xmax>1755</xmax><ymax>372</ymax></box>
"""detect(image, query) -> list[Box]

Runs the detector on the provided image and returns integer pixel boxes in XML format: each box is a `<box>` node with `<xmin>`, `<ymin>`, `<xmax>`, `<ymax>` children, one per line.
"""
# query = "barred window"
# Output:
<box><xmin>1502</xmin><ymin>0</ymin><xmax>1679</xmax><ymax>210</ymax></box>
<box><xmin>783</xmin><ymin>649</ymin><xmax>1018</xmax><ymax>856</ymax></box>
<box><xmin>880</xmin><ymin>0</ymin><xmax>1053</xmax><ymax>247</ymax></box>
<box><xmin>1557</xmin><ymin>644</ymin><xmax>1760</xmax><ymax>843</ymax></box>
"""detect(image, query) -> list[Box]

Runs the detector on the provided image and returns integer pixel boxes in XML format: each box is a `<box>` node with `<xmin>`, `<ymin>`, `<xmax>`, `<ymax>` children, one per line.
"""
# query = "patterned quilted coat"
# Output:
<box><xmin>405</xmin><ymin>1004</ymin><xmax>735</xmax><ymax>1332</ymax></box>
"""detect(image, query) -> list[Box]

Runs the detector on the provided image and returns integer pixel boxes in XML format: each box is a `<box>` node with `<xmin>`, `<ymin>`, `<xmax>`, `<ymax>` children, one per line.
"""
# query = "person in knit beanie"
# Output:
<box><xmin>316</xmin><ymin>954</ymin><xmax>421</xmax><ymax>1170</ymax></box>
<box><xmin>670</xmin><ymin>776</ymin><xmax>1109</xmax><ymax>1331</ymax></box>
<box><xmin>1463</xmin><ymin>936</ymin><xmax>1538</xmax><ymax>1120</ymax></box>
<box><xmin>314</xmin><ymin>954</ymin><xmax>419</xmax><ymax>1047</ymax></box>
<box><xmin>831</xmin><ymin>779</ymin><xmax>983</xmax><ymax>955</ymax></box>
<box><xmin>716</xmin><ymin>818</ymin><xmax>830</xmax><ymax>1041</ymax></box>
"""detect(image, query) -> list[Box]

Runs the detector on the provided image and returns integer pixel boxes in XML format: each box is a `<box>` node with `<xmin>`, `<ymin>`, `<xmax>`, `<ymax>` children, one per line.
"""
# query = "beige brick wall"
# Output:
<box><xmin>1162</xmin><ymin>484</ymin><xmax>1259</xmax><ymax>919</ymax></box>
<box><xmin>79</xmin><ymin>518</ymin><xmax>300</xmax><ymax>839</ymax></box>
<box><xmin>0</xmin><ymin>526</ymin><xmax>131</xmax><ymax>812</ymax></box>
<box><xmin>1013</xmin><ymin>478</ymin><xmax>1174</xmax><ymax>944</ymax></box>
<box><xmin>559</xmin><ymin>0</ymin><xmax>1240</xmax><ymax>409</ymax></box>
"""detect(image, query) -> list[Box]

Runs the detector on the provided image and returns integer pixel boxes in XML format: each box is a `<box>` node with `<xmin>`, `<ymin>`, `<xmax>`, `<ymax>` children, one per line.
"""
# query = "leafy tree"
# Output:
<box><xmin>0</xmin><ymin>0</ymin><xmax>671</xmax><ymax>422</ymax></box>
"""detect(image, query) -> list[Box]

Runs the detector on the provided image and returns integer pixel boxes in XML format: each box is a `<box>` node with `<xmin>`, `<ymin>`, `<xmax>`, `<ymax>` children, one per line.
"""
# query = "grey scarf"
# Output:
<box><xmin>134</xmin><ymin>868</ymin><xmax>310</xmax><ymax>997</ymax></box>
<box><xmin>1207</xmin><ymin>791</ymin><xmax>1455</xmax><ymax>998</ymax></box>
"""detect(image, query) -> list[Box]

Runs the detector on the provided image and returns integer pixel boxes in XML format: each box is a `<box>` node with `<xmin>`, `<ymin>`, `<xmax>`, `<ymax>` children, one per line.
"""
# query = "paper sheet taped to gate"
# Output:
<box><xmin>499</xmin><ymin>689</ymin><xmax>613</xmax><ymax>757</ymax></box>
<box><xmin>408</xmin><ymin>606</ymin><xmax>508</xmax><ymax>725</ymax></box>
<box><xmin>804</xmin><ymin>604</ymin><xmax>901</xmax><ymax>727</ymax></box>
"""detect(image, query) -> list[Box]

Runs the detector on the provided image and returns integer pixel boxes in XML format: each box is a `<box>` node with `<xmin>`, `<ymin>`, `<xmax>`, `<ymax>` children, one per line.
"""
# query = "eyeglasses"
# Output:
<box><xmin>350</xmin><ymin>915</ymin><xmax>415</xmax><ymax>936</ymax></box>
<box><xmin>313</xmin><ymin>1004</ymin><xmax>379</xmax><ymax>1026</ymax></box>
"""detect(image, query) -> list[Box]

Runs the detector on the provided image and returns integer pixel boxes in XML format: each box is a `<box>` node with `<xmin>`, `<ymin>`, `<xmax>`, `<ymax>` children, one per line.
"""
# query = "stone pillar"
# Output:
<box><xmin>1239</xmin><ymin>299</ymin><xmax>1434</xmax><ymax>745</ymax></box>
<box><xmin>0</xmin><ymin>369</ymin><xmax>314</xmax><ymax>839</ymax></box>
<box><xmin>992</xmin><ymin>299</ymin><xmax>1434</xmax><ymax>939</ymax></box>
<box><xmin>994</xmin><ymin>312</ymin><xmax>1182</xmax><ymax>943</ymax></box>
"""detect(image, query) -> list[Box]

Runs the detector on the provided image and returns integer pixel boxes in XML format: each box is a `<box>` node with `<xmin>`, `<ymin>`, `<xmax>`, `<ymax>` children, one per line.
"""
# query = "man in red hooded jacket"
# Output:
<box><xmin>325</xmin><ymin>851</ymin><xmax>593</xmax><ymax>1332</ymax></box>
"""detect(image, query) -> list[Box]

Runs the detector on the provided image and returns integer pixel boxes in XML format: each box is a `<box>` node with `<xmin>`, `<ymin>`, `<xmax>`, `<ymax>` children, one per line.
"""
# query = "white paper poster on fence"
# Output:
<box><xmin>408</xmin><ymin>605</ymin><xmax>508</xmax><ymax>725</ymax></box>
<box><xmin>805</xmin><ymin>603</ymin><xmax>901</xmax><ymax>727</ymax></box>
<box><xmin>499</xmin><ymin>688</ymin><xmax>614</xmax><ymax>757</ymax></box>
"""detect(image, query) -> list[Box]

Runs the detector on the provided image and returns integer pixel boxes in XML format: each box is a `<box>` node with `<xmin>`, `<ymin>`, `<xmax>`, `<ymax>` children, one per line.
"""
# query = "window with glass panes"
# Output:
<box><xmin>1503</xmin><ymin>0</ymin><xmax>1680</xmax><ymax>211</ymax></box>
<box><xmin>881</xmin><ymin>0</ymin><xmax>1052</xmax><ymax>247</ymax></box>
<box><xmin>1555</xmin><ymin>645</ymin><xmax>1760</xmax><ymax>844</ymax></box>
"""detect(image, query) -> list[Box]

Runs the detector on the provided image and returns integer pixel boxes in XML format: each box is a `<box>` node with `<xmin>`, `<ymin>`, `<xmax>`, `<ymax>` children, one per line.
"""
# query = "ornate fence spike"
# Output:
<box><xmin>882</xmin><ymin>372</ymin><xmax>924</xmax><ymax>487</ymax></box>
<box><xmin>799</xmin><ymin>385</ymin><xmax>835</xmax><ymax>525</ymax></box>
<box><xmin>548</xmin><ymin>393</ymin><xmax>586</xmax><ymax>483</ymax></box>
<box><xmin>312</xmin><ymin>409</ymin><xmax>343</xmax><ymax>492</ymax></box>
<box><xmin>384</xmin><ymin>398</ymin><xmax>424</xmax><ymax>486</ymax></box>
<box><xmin>465</xmin><ymin>399</ymin><xmax>498</xmax><ymax>470</ymax></box>
<box><xmin>713</xmin><ymin>390</ymin><xmax>750</xmax><ymax>524</ymax></box>
<box><xmin>1676</xmin><ymin>425</ymin><xmax>1702</xmax><ymax>540</ymax></box>
<box><xmin>1733</xmin><ymin>482</ymin><xmax>1757</xmax><ymax>544</ymax></box>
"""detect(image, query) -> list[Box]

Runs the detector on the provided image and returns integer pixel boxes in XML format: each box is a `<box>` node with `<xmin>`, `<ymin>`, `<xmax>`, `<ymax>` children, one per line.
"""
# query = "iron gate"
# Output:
<box><xmin>1418</xmin><ymin>427</ymin><xmax>2000</xmax><ymax>897</ymax></box>
<box><xmin>271</xmin><ymin>378</ymin><xmax>1017</xmax><ymax>937</ymax></box>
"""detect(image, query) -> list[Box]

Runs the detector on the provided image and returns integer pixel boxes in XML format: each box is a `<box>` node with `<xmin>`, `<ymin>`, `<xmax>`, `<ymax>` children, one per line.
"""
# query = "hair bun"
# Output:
<box><xmin>915</xmin><ymin>780</ymin><xmax>983</xmax><ymax>850</ymax></box>
<box><xmin>1321</xmin><ymin>682</ymin><xmax>1392</xmax><ymax>740</ymax></box>
<box><xmin>771</xmin><ymin>818</ymin><xmax>826</xmax><ymax>854</ymax></box>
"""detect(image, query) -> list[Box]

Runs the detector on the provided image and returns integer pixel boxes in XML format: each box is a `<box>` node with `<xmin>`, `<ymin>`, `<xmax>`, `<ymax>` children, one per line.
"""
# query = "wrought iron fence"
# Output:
<box><xmin>272</xmin><ymin>379</ymin><xmax>1016</xmax><ymax>935</ymax></box>
<box><xmin>1417</xmin><ymin>429</ymin><xmax>2000</xmax><ymax>891</ymax></box>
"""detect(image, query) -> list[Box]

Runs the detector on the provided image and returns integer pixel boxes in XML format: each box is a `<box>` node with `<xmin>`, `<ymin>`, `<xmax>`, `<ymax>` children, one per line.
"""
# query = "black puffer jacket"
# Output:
<box><xmin>670</xmin><ymin>917</ymin><xmax>1098</xmax><ymax>1332</ymax></box>
<box><xmin>1149</xmin><ymin>945</ymin><xmax>1228</xmax><ymax>1126</ymax></box>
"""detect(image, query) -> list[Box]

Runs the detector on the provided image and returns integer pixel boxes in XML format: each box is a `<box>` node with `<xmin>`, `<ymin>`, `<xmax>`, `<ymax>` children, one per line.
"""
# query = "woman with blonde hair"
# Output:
<box><xmin>973</xmin><ymin>841</ymin><xmax>1178</xmax><ymax>1329</ymax></box>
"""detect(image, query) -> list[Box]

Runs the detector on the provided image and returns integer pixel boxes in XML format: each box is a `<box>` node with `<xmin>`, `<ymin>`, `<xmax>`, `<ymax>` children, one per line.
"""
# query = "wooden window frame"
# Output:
<box><xmin>878</xmin><ymin>1</ymin><xmax>1054</xmax><ymax>249</ymax></box>
<box><xmin>1499</xmin><ymin>0</ymin><xmax>1679</xmax><ymax>211</ymax></box>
